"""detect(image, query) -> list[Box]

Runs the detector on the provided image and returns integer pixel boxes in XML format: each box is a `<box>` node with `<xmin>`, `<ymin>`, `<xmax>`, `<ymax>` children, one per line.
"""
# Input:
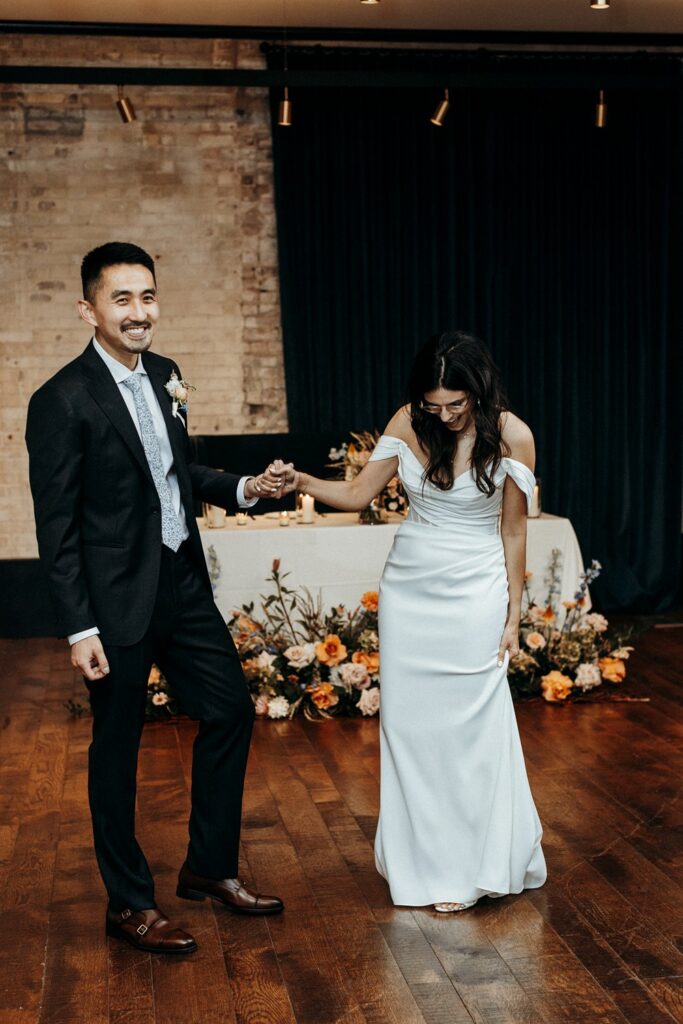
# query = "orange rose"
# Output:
<box><xmin>598</xmin><ymin>657</ymin><xmax>626</xmax><ymax>684</ymax></box>
<box><xmin>308</xmin><ymin>682</ymin><xmax>339</xmax><ymax>709</ymax></box>
<box><xmin>360</xmin><ymin>591</ymin><xmax>379</xmax><ymax>612</ymax></box>
<box><xmin>148</xmin><ymin>665</ymin><xmax>161</xmax><ymax>685</ymax></box>
<box><xmin>315</xmin><ymin>634</ymin><xmax>348</xmax><ymax>667</ymax></box>
<box><xmin>541</xmin><ymin>605</ymin><xmax>556</xmax><ymax>623</ymax></box>
<box><xmin>352</xmin><ymin>650</ymin><xmax>380</xmax><ymax>675</ymax></box>
<box><xmin>540</xmin><ymin>670</ymin><xmax>573</xmax><ymax>703</ymax></box>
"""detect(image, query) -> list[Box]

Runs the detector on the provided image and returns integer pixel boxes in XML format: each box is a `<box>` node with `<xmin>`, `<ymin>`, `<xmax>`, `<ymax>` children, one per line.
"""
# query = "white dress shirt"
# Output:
<box><xmin>68</xmin><ymin>338</ymin><xmax>257</xmax><ymax>645</ymax></box>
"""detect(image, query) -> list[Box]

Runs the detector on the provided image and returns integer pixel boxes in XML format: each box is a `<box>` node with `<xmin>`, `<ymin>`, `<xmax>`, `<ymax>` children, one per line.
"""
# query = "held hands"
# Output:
<box><xmin>71</xmin><ymin>635</ymin><xmax>110</xmax><ymax>682</ymax></box>
<box><xmin>497</xmin><ymin>622</ymin><xmax>520</xmax><ymax>668</ymax></box>
<box><xmin>246</xmin><ymin>460</ymin><xmax>299</xmax><ymax>500</ymax></box>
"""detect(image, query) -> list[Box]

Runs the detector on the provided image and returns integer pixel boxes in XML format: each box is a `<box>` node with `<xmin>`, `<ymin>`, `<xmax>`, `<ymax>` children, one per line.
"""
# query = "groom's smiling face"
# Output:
<box><xmin>78</xmin><ymin>263</ymin><xmax>160</xmax><ymax>367</ymax></box>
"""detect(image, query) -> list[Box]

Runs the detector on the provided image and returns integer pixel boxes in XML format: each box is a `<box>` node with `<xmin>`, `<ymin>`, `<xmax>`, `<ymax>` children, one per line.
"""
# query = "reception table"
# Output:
<box><xmin>199</xmin><ymin>511</ymin><xmax>590</xmax><ymax>620</ymax></box>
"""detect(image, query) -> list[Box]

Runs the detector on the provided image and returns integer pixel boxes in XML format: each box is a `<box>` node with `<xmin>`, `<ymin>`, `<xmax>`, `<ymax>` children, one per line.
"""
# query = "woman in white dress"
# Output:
<box><xmin>276</xmin><ymin>331</ymin><xmax>546</xmax><ymax>912</ymax></box>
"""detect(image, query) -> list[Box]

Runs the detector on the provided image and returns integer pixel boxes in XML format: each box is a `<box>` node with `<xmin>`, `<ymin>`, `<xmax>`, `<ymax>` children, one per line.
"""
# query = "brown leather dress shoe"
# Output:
<box><xmin>176</xmin><ymin>863</ymin><xmax>284</xmax><ymax>915</ymax></box>
<box><xmin>106</xmin><ymin>906</ymin><xmax>197</xmax><ymax>954</ymax></box>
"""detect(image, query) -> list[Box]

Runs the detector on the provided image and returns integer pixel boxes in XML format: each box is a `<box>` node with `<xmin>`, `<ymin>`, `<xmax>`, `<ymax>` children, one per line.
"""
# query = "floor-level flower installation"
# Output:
<box><xmin>509</xmin><ymin>552</ymin><xmax>636</xmax><ymax>703</ymax></box>
<box><xmin>141</xmin><ymin>549</ymin><xmax>637</xmax><ymax>721</ymax></box>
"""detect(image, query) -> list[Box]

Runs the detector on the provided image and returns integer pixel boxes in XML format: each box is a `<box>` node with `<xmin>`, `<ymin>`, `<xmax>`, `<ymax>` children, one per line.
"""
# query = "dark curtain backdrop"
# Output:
<box><xmin>266</xmin><ymin>48</ymin><xmax>682</xmax><ymax>612</ymax></box>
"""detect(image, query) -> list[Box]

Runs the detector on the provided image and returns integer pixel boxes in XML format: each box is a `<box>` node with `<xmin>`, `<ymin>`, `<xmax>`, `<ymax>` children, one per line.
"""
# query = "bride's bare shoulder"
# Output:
<box><xmin>500</xmin><ymin>410</ymin><xmax>535</xmax><ymax>467</ymax></box>
<box><xmin>384</xmin><ymin>404</ymin><xmax>415</xmax><ymax>443</ymax></box>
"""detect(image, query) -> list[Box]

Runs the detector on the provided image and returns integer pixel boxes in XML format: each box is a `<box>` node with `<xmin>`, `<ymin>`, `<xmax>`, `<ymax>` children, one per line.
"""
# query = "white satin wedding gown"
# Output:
<box><xmin>369</xmin><ymin>435</ymin><xmax>547</xmax><ymax>907</ymax></box>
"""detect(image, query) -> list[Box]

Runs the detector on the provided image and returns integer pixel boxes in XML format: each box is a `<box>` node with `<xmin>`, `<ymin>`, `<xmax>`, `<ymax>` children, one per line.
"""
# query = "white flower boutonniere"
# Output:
<box><xmin>164</xmin><ymin>370</ymin><xmax>195</xmax><ymax>419</ymax></box>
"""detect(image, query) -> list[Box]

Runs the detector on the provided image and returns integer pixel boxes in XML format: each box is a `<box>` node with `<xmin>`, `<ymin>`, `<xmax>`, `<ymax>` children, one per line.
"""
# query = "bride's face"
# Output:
<box><xmin>421</xmin><ymin>388</ymin><xmax>473</xmax><ymax>432</ymax></box>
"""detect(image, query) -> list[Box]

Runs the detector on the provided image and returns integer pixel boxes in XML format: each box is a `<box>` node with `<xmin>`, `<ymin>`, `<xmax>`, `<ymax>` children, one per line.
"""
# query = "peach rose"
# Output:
<box><xmin>254</xmin><ymin>694</ymin><xmax>269</xmax><ymax>716</ymax></box>
<box><xmin>526</xmin><ymin>631</ymin><xmax>547</xmax><ymax>651</ymax></box>
<box><xmin>308</xmin><ymin>683</ymin><xmax>339</xmax><ymax>709</ymax></box>
<box><xmin>315</xmin><ymin>634</ymin><xmax>348</xmax><ymax>667</ymax></box>
<box><xmin>340</xmin><ymin>662</ymin><xmax>370</xmax><ymax>689</ymax></box>
<box><xmin>540</xmin><ymin>670</ymin><xmax>573</xmax><ymax>703</ymax></box>
<box><xmin>598</xmin><ymin>657</ymin><xmax>626</xmax><ymax>683</ymax></box>
<box><xmin>352</xmin><ymin>650</ymin><xmax>380</xmax><ymax>676</ymax></box>
<box><xmin>360</xmin><ymin>591</ymin><xmax>379</xmax><ymax>613</ymax></box>
<box><xmin>357</xmin><ymin>687</ymin><xmax>380</xmax><ymax>716</ymax></box>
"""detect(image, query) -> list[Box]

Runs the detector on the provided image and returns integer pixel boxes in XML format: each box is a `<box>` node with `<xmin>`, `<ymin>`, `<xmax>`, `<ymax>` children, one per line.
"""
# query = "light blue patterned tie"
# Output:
<box><xmin>123</xmin><ymin>373</ymin><xmax>184</xmax><ymax>552</ymax></box>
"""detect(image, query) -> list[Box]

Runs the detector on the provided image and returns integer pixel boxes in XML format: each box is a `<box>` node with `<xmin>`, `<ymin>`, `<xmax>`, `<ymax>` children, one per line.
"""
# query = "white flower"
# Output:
<box><xmin>340</xmin><ymin>662</ymin><xmax>370</xmax><ymax>690</ymax></box>
<box><xmin>152</xmin><ymin>692</ymin><xmax>169</xmax><ymax>706</ymax></box>
<box><xmin>267</xmin><ymin>696</ymin><xmax>290</xmax><ymax>719</ymax></box>
<box><xmin>610</xmin><ymin>646</ymin><xmax>634</xmax><ymax>660</ymax></box>
<box><xmin>574</xmin><ymin>663</ymin><xmax>602</xmax><ymax>692</ymax></box>
<box><xmin>284</xmin><ymin>643</ymin><xmax>316</xmax><ymax>669</ymax></box>
<box><xmin>357</xmin><ymin>687</ymin><xmax>380</xmax><ymax>716</ymax></box>
<box><xmin>583</xmin><ymin>613</ymin><xmax>609</xmax><ymax>633</ymax></box>
<box><xmin>254</xmin><ymin>651</ymin><xmax>277</xmax><ymax>671</ymax></box>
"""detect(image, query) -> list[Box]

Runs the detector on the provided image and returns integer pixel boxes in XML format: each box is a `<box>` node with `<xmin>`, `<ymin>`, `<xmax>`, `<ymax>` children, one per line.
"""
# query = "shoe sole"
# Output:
<box><xmin>176</xmin><ymin>884</ymin><xmax>284</xmax><ymax>915</ymax></box>
<box><xmin>106</xmin><ymin>923</ymin><xmax>198</xmax><ymax>954</ymax></box>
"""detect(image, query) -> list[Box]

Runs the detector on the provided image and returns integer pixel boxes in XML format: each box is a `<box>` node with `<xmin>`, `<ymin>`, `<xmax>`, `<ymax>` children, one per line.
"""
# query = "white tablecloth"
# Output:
<box><xmin>199</xmin><ymin>511</ymin><xmax>589</xmax><ymax>620</ymax></box>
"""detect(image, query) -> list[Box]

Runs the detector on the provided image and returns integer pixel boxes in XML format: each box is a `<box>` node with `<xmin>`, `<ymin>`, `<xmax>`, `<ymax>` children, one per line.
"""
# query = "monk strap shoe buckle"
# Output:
<box><xmin>136</xmin><ymin>923</ymin><xmax>149</xmax><ymax>935</ymax></box>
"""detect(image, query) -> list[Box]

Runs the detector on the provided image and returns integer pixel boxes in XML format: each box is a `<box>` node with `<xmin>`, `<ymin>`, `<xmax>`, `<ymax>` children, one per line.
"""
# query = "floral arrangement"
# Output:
<box><xmin>328</xmin><ymin>431</ymin><xmax>407</xmax><ymax>523</ymax></box>
<box><xmin>66</xmin><ymin>549</ymin><xmax>639</xmax><ymax>721</ymax></box>
<box><xmin>228</xmin><ymin>561</ymin><xmax>381</xmax><ymax>719</ymax></box>
<box><xmin>509</xmin><ymin>550</ymin><xmax>637</xmax><ymax>703</ymax></box>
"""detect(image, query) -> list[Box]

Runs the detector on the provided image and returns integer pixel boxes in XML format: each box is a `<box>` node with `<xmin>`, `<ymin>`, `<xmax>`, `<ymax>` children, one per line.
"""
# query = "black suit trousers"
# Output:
<box><xmin>87</xmin><ymin>542</ymin><xmax>255</xmax><ymax>912</ymax></box>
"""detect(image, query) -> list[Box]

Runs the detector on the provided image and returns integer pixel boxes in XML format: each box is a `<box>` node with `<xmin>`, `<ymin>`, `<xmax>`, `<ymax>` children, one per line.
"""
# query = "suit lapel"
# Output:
<box><xmin>80</xmin><ymin>342</ymin><xmax>155</xmax><ymax>488</ymax></box>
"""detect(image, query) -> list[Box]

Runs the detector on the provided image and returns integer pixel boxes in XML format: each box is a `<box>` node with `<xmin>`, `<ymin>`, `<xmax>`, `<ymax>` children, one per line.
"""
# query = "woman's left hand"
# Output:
<box><xmin>497</xmin><ymin>623</ymin><xmax>520</xmax><ymax>667</ymax></box>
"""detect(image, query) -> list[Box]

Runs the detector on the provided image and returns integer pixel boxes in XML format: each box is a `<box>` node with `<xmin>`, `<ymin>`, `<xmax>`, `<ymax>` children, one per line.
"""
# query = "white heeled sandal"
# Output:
<box><xmin>433</xmin><ymin>900</ymin><xmax>477</xmax><ymax>913</ymax></box>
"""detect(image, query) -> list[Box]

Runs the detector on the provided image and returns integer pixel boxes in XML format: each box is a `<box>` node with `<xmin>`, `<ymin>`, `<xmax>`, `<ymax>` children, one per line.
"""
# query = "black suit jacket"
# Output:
<box><xmin>25</xmin><ymin>341</ymin><xmax>243</xmax><ymax>645</ymax></box>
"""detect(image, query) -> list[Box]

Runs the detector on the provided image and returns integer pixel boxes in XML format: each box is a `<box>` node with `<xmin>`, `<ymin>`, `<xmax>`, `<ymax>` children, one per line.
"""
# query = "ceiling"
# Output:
<box><xmin>2</xmin><ymin>0</ymin><xmax>683</xmax><ymax>36</ymax></box>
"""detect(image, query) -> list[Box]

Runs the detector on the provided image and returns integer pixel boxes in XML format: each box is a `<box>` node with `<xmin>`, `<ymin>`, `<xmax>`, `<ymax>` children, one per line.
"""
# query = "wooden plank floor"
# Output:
<box><xmin>0</xmin><ymin>627</ymin><xmax>681</xmax><ymax>1024</ymax></box>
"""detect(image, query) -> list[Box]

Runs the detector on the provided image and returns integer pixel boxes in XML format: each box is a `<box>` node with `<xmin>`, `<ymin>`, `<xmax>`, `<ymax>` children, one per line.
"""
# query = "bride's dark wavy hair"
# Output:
<box><xmin>408</xmin><ymin>331</ymin><xmax>510</xmax><ymax>496</ymax></box>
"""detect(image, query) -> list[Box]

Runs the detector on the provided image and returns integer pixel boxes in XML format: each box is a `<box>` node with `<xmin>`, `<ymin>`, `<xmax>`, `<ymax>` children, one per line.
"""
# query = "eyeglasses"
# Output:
<box><xmin>420</xmin><ymin>398</ymin><xmax>470</xmax><ymax>415</ymax></box>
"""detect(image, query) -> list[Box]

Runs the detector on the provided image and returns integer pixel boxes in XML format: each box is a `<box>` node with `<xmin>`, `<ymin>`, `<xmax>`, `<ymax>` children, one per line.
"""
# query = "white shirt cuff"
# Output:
<box><xmin>68</xmin><ymin>626</ymin><xmax>100</xmax><ymax>646</ymax></box>
<box><xmin>237</xmin><ymin>476</ymin><xmax>259</xmax><ymax>508</ymax></box>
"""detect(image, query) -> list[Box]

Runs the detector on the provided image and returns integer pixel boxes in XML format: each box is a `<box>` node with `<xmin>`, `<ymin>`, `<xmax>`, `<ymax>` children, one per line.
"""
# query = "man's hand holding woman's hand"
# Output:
<box><xmin>245</xmin><ymin>461</ymin><xmax>300</xmax><ymax>500</ymax></box>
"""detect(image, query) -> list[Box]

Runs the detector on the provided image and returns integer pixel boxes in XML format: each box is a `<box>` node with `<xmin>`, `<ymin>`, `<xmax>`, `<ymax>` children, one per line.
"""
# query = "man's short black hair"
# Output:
<box><xmin>81</xmin><ymin>242</ymin><xmax>156</xmax><ymax>302</ymax></box>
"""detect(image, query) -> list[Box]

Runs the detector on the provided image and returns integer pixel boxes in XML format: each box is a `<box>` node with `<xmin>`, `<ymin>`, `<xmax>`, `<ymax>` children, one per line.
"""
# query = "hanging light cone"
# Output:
<box><xmin>360</xmin><ymin>0</ymin><xmax>381</xmax><ymax>5</ymax></box>
<box><xmin>116</xmin><ymin>85</ymin><xmax>136</xmax><ymax>124</ymax></box>
<box><xmin>430</xmin><ymin>88</ymin><xmax>450</xmax><ymax>127</ymax></box>
<box><xmin>595</xmin><ymin>89</ymin><xmax>607</xmax><ymax>128</ymax></box>
<box><xmin>278</xmin><ymin>86</ymin><xmax>292</xmax><ymax>127</ymax></box>
<box><xmin>589</xmin><ymin>0</ymin><xmax>610</xmax><ymax>9</ymax></box>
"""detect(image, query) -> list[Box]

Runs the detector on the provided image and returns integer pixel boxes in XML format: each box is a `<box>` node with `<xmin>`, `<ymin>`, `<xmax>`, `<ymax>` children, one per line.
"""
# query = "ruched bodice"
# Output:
<box><xmin>369</xmin><ymin>434</ymin><xmax>535</xmax><ymax>531</ymax></box>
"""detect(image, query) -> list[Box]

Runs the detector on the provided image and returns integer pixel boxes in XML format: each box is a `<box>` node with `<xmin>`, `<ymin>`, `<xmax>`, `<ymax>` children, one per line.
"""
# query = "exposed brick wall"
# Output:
<box><xmin>0</xmin><ymin>35</ymin><xmax>287</xmax><ymax>559</ymax></box>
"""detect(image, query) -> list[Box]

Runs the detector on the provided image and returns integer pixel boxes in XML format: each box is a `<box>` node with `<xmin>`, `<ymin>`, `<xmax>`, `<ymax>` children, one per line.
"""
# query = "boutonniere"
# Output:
<box><xmin>164</xmin><ymin>370</ymin><xmax>195</xmax><ymax>418</ymax></box>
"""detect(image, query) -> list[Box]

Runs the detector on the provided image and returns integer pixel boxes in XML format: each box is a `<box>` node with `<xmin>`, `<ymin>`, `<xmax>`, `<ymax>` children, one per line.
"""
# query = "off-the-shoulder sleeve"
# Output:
<box><xmin>502</xmin><ymin>457</ymin><xmax>536</xmax><ymax>513</ymax></box>
<box><xmin>369</xmin><ymin>435</ymin><xmax>404</xmax><ymax>462</ymax></box>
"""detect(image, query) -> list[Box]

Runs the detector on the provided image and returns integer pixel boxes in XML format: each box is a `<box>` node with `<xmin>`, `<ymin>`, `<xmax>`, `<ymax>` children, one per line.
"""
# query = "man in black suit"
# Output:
<box><xmin>26</xmin><ymin>242</ymin><xmax>284</xmax><ymax>954</ymax></box>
